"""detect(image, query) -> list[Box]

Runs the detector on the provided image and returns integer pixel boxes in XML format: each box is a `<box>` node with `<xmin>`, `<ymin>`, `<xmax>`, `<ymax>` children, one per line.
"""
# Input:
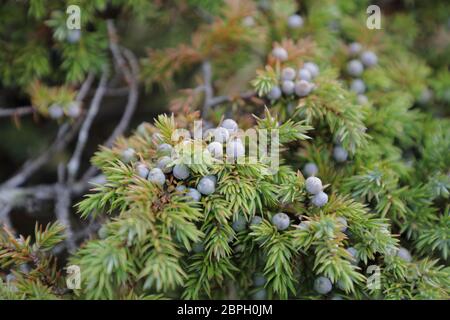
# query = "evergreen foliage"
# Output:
<box><xmin>0</xmin><ymin>0</ymin><xmax>449</xmax><ymax>300</ymax></box>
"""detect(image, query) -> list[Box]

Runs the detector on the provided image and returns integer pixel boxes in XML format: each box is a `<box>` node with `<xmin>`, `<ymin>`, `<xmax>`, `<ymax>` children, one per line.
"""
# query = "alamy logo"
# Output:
<box><xmin>66</xmin><ymin>5</ymin><xmax>81</xmax><ymax>30</ymax></box>
<box><xmin>366</xmin><ymin>265</ymin><xmax>381</xmax><ymax>290</ymax></box>
<box><xmin>170</xmin><ymin>121</ymin><xmax>280</xmax><ymax>174</ymax></box>
<box><xmin>66</xmin><ymin>265</ymin><xmax>81</xmax><ymax>289</ymax></box>
<box><xmin>366</xmin><ymin>5</ymin><xmax>381</xmax><ymax>29</ymax></box>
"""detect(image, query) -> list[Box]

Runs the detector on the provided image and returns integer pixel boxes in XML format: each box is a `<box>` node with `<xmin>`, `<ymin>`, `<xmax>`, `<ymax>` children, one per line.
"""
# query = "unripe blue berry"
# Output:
<box><xmin>221</xmin><ymin>119</ymin><xmax>238</xmax><ymax>133</ymax></box>
<box><xmin>294</xmin><ymin>80</ymin><xmax>313</xmax><ymax>97</ymax></box>
<box><xmin>207</xmin><ymin>141</ymin><xmax>223</xmax><ymax>159</ymax></box>
<box><xmin>282</xmin><ymin>80</ymin><xmax>295</xmax><ymax>95</ymax></box>
<box><xmin>226</xmin><ymin>139</ymin><xmax>245</xmax><ymax>159</ymax></box>
<box><xmin>312</xmin><ymin>191</ymin><xmax>328</xmax><ymax>207</ymax></box>
<box><xmin>173</xmin><ymin>164</ymin><xmax>190</xmax><ymax>180</ymax></box>
<box><xmin>253</xmin><ymin>273</ymin><xmax>266</xmax><ymax>287</ymax></box>
<box><xmin>136</xmin><ymin>162</ymin><xmax>149</xmax><ymax>178</ymax></box>
<box><xmin>350</xmin><ymin>79</ymin><xmax>366</xmax><ymax>94</ymax></box>
<box><xmin>347</xmin><ymin>59</ymin><xmax>364</xmax><ymax>77</ymax></box>
<box><xmin>251</xmin><ymin>215</ymin><xmax>263</xmax><ymax>225</ymax></box>
<box><xmin>48</xmin><ymin>104</ymin><xmax>64</xmax><ymax>119</ymax></box>
<box><xmin>298</xmin><ymin>68</ymin><xmax>312</xmax><ymax>81</ymax></box>
<box><xmin>213</xmin><ymin>127</ymin><xmax>230</xmax><ymax>143</ymax></box>
<box><xmin>281</xmin><ymin>67</ymin><xmax>296</xmax><ymax>81</ymax></box>
<box><xmin>187</xmin><ymin>188</ymin><xmax>202</xmax><ymax>202</ymax></box>
<box><xmin>148</xmin><ymin>168</ymin><xmax>166</xmax><ymax>186</ymax></box>
<box><xmin>287</xmin><ymin>14</ymin><xmax>304</xmax><ymax>28</ymax></box>
<box><xmin>204</xmin><ymin>175</ymin><xmax>217</xmax><ymax>185</ymax></box>
<box><xmin>157</xmin><ymin>143</ymin><xmax>173</xmax><ymax>156</ymax></box>
<box><xmin>272</xmin><ymin>47</ymin><xmax>288</xmax><ymax>61</ymax></box>
<box><xmin>252</xmin><ymin>288</ymin><xmax>267</xmax><ymax>300</ymax></box>
<box><xmin>272</xmin><ymin>212</ymin><xmax>290</xmax><ymax>230</ymax></box>
<box><xmin>203</xmin><ymin>128</ymin><xmax>215</xmax><ymax>140</ymax></box>
<box><xmin>157</xmin><ymin>156</ymin><xmax>173</xmax><ymax>173</ymax></box>
<box><xmin>303</xmin><ymin>162</ymin><xmax>318</xmax><ymax>177</ymax></box>
<box><xmin>304</xmin><ymin>62</ymin><xmax>319</xmax><ymax>78</ymax></box>
<box><xmin>348</xmin><ymin>42</ymin><xmax>362</xmax><ymax>56</ymax></box>
<box><xmin>197</xmin><ymin>176</ymin><xmax>216</xmax><ymax>195</ymax></box>
<box><xmin>67</xmin><ymin>29</ymin><xmax>81</xmax><ymax>43</ymax></box>
<box><xmin>66</xmin><ymin>101</ymin><xmax>81</xmax><ymax>118</ymax></box>
<box><xmin>267</xmin><ymin>85</ymin><xmax>282</xmax><ymax>100</ymax></box>
<box><xmin>121</xmin><ymin>148</ymin><xmax>136</xmax><ymax>163</ymax></box>
<box><xmin>397</xmin><ymin>247</ymin><xmax>412</xmax><ymax>262</ymax></box>
<box><xmin>305</xmin><ymin>176</ymin><xmax>323</xmax><ymax>194</ymax></box>
<box><xmin>360</xmin><ymin>51</ymin><xmax>378</xmax><ymax>67</ymax></box>
<box><xmin>333</xmin><ymin>146</ymin><xmax>348</xmax><ymax>163</ymax></box>
<box><xmin>232</xmin><ymin>214</ymin><xmax>247</xmax><ymax>232</ymax></box>
<box><xmin>346</xmin><ymin>247</ymin><xmax>359</xmax><ymax>264</ymax></box>
<box><xmin>314</xmin><ymin>276</ymin><xmax>332</xmax><ymax>294</ymax></box>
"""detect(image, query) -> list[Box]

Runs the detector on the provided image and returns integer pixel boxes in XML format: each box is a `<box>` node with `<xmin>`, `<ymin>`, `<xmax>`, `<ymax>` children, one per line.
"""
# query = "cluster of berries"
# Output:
<box><xmin>305</xmin><ymin>176</ymin><xmax>328</xmax><ymax>207</ymax></box>
<box><xmin>345</xmin><ymin>42</ymin><xmax>378</xmax><ymax>104</ymax></box>
<box><xmin>47</xmin><ymin>101</ymin><xmax>82</xmax><ymax>119</ymax></box>
<box><xmin>121</xmin><ymin>143</ymin><xmax>217</xmax><ymax>203</ymax></box>
<box><xmin>121</xmin><ymin>118</ymin><xmax>250</xmax><ymax>204</ymax></box>
<box><xmin>203</xmin><ymin>119</ymin><xmax>245</xmax><ymax>160</ymax></box>
<box><xmin>268</xmin><ymin>46</ymin><xmax>319</xmax><ymax>101</ymax></box>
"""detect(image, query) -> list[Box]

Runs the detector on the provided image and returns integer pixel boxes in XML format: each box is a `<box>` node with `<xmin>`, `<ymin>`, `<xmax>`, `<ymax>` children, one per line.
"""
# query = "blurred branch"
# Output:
<box><xmin>76</xmin><ymin>72</ymin><xmax>95</xmax><ymax>101</ymax></box>
<box><xmin>0</xmin><ymin>106</ymin><xmax>34</xmax><ymax>118</ymax></box>
<box><xmin>107</xmin><ymin>20</ymin><xmax>133</xmax><ymax>84</ymax></box>
<box><xmin>207</xmin><ymin>90</ymin><xmax>256</xmax><ymax>108</ymax></box>
<box><xmin>0</xmin><ymin>175</ymin><xmax>103</xmax><ymax>210</ymax></box>
<box><xmin>67</xmin><ymin>71</ymin><xmax>109</xmax><ymax>183</ymax></box>
<box><xmin>82</xmin><ymin>21</ymin><xmax>140</xmax><ymax>180</ymax></box>
<box><xmin>104</xmin><ymin>48</ymin><xmax>139</xmax><ymax>147</ymax></box>
<box><xmin>57</xmin><ymin>72</ymin><xmax>107</xmax><ymax>252</ymax></box>
<box><xmin>199</xmin><ymin>60</ymin><xmax>256</xmax><ymax>115</ymax></box>
<box><xmin>0</xmin><ymin>122</ymin><xmax>75</xmax><ymax>189</ymax></box>
<box><xmin>55</xmin><ymin>164</ymin><xmax>76</xmax><ymax>252</ymax></box>
<box><xmin>104</xmin><ymin>87</ymin><xmax>129</xmax><ymax>96</ymax></box>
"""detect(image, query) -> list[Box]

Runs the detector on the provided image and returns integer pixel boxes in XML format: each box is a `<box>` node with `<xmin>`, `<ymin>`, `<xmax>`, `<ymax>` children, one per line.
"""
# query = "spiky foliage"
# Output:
<box><xmin>1</xmin><ymin>0</ymin><xmax>449</xmax><ymax>301</ymax></box>
<box><xmin>65</xmin><ymin>113</ymin><xmax>407</xmax><ymax>300</ymax></box>
<box><xmin>247</xmin><ymin>0</ymin><xmax>450</xmax><ymax>299</ymax></box>
<box><xmin>135</xmin><ymin>0</ymin><xmax>450</xmax><ymax>299</ymax></box>
<box><xmin>0</xmin><ymin>223</ymin><xmax>67</xmax><ymax>300</ymax></box>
